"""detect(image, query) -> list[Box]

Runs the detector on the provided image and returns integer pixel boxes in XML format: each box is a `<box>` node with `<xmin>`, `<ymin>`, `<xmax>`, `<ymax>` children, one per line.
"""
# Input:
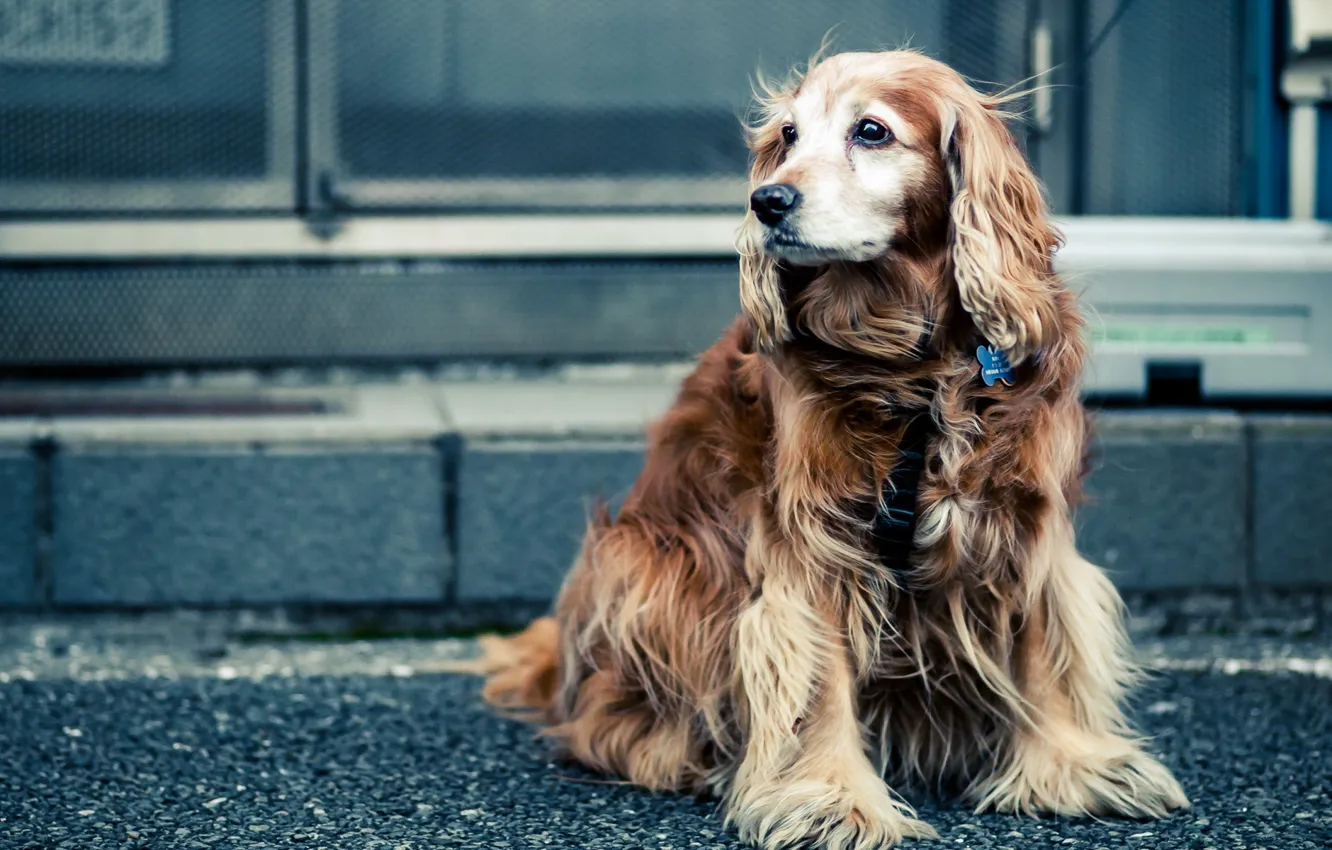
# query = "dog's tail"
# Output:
<box><xmin>442</xmin><ymin>503</ymin><xmax>615</xmax><ymax>720</ymax></box>
<box><xmin>447</xmin><ymin>616</ymin><xmax>562</xmax><ymax>721</ymax></box>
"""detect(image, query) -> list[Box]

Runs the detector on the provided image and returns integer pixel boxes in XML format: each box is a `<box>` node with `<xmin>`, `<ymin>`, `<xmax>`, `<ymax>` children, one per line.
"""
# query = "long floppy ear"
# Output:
<box><xmin>944</xmin><ymin>96</ymin><xmax>1063</xmax><ymax>365</ymax></box>
<box><xmin>736</xmin><ymin>119</ymin><xmax>791</xmax><ymax>350</ymax></box>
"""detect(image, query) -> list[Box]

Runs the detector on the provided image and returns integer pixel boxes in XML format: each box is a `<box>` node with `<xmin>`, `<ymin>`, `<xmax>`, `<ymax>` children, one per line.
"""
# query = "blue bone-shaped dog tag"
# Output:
<box><xmin>976</xmin><ymin>345</ymin><xmax>1015</xmax><ymax>387</ymax></box>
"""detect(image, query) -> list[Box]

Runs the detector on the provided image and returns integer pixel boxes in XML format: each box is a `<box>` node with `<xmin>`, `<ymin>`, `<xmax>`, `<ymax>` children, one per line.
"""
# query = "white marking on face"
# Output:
<box><xmin>755</xmin><ymin>89</ymin><xmax>931</xmax><ymax>266</ymax></box>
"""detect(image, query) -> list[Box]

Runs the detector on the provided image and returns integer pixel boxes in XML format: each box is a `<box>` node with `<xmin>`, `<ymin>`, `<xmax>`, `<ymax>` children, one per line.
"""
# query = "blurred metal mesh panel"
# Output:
<box><xmin>0</xmin><ymin>0</ymin><xmax>297</xmax><ymax>212</ymax></box>
<box><xmin>1081</xmin><ymin>0</ymin><xmax>1243</xmax><ymax>215</ymax></box>
<box><xmin>322</xmin><ymin>0</ymin><xmax>1031</xmax><ymax>210</ymax></box>
<box><xmin>0</xmin><ymin>261</ymin><xmax>741</xmax><ymax>365</ymax></box>
<box><xmin>0</xmin><ymin>0</ymin><xmax>1256</xmax><ymax>218</ymax></box>
<box><xmin>0</xmin><ymin>0</ymin><xmax>1268</xmax><ymax>370</ymax></box>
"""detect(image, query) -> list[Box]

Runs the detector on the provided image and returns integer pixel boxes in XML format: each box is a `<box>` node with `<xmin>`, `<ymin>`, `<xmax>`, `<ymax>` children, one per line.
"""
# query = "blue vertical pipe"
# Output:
<box><xmin>1320</xmin><ymin>107</ymin><xmax>1332</xmax><ymax>219</ymax></box>
<box><xmin>1245</xmin><ymin>0</ymin><xmax>1287</xmax><ymax>217</ymax></box>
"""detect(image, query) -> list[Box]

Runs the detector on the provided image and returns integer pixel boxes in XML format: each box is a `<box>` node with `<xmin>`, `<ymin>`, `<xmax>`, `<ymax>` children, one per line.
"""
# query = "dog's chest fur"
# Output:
<box><xmin>760</xmin><ymin>353</ymin><xmax>1034</xmax><ymax>787</ymax></box>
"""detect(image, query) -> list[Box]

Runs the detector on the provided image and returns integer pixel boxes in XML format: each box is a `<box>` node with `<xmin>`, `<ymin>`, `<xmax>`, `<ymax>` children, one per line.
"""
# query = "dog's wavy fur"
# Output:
<box><xmin>465</xmin><ymin>50</ymin><xmax>1188</xmax><ymax>849</ymax></box>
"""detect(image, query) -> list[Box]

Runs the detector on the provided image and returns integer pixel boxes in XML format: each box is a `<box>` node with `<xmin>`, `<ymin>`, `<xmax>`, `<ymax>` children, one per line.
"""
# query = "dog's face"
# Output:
<box><xmin>738</xmin><ymin>50</ymin><xmax>1063</xmax><ymax>365</ymax></box>
<box><xmin>746</xmin><ymin>53</ymin><xmax>948</xmax><ymax>266</ymax></box>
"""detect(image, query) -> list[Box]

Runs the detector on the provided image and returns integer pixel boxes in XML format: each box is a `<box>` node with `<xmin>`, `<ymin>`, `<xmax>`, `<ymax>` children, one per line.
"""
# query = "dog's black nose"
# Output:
<box><xmin>749</xmin><ymin>183</ymin><xmax>800</xmax><ymax>226</ymax></box>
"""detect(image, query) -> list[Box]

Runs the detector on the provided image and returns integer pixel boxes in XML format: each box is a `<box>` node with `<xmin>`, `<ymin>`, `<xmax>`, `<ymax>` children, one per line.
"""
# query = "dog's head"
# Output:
<box><xmin>738</xmin><ymin>50</ymin><xmax>1062</xmax><ymax>365</ymax></box>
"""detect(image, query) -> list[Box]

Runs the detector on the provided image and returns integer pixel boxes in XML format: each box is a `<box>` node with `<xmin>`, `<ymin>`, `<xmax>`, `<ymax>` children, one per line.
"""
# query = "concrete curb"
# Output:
<box><xmin>438</xmin><ymin>380</ymin><xmax>674</xmax><ymax>605</ymax></box>
<box><xmin>44</xmin><ymin>387</ymin><xmax>449</xmax><ymax>608</ymax></box>
<box><xmin>1251</xmin><ymin>414</ymin><xmax>1332</xmax><ymax>587</ymax></box>
<box><xmin>1077</xmin><ymin>411</ymin><xmax>1247</xmax><ymax>590</ymax></box>
<box><xmin>0</xmin><ymin>380</ymin><xmax>1327</xmax><ymax>611</ymax></box>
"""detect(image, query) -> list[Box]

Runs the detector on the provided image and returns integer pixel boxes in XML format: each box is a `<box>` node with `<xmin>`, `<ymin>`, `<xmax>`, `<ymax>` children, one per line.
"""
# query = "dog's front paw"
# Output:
<box><xmin>975</xmin><ymin>735</ymin><xmax>1189</xmax><ymax>819</ymax></box>
<box><xmin>728</xmin><ymin>779</ymin><xmax>936</xmax><ymax>850</ymax></box>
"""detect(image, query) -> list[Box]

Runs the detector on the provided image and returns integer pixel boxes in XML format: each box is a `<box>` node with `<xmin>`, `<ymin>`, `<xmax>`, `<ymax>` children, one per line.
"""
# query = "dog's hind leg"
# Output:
<box><xmin>970</xmin><ymin>519</ymin><xmax>1189</xmax><ymax>819</ymax></box>
<box><xmin>725</xmin><ymin>525</ymin><xmax>936</xmax><ymax>850</ymax></box>
<box><xmin>536</xmin><ymin>516</ymin><xmax>743</xmax><ymax>796</ymax></box>
<box><xmin>543</xmin><ymin>669</ymin><xmax>710</xmax><ymax>793</ymax></box>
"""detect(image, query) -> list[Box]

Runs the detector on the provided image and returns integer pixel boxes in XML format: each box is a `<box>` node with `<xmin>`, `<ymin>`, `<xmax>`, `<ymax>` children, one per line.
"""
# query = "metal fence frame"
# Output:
<box><xmin>303</xmin><ymin>0</ymin><xmax>796</xmax><ymax>214</ymax></box>
<box><xmin>0</xmin><ymin>0</ymin><xmax>1266</xmax><ymax>217</ymax></box>
<box><xmin>0</xmin><ymin>0</ymin><xmax>300</xmax><ymax>215</ymax></box>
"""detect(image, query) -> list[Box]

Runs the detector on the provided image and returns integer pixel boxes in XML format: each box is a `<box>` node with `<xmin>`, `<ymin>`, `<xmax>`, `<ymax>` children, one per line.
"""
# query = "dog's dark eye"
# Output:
<box><xmin>852</xmin><ymin>118</ymin><xmax>893</xmax><ymax>145</ymax></box>
<box><xmin>781</xmin><ymin>124</ymin><xmax>798</xmax><ymax>146</ymax></box>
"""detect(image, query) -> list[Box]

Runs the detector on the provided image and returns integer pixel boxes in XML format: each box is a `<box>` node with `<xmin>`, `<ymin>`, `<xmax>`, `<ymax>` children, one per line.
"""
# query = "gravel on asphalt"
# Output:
<box><xmin>1</xmin><ymin>649</ymin><xmax>1329</xmax><ymax>850</ymax></box>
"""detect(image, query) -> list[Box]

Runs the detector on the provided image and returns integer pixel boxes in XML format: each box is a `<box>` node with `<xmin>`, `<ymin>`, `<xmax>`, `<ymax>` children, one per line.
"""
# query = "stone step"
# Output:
<box><xmin>0</xmin><ymin>380</ymin><xmax>1326</xmax><ymax>611</ymax></box>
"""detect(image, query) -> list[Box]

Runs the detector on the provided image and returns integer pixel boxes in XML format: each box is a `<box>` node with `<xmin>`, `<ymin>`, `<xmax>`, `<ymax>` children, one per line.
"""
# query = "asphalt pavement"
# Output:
<box><xmin>0</xmin><ymin>629</ymin><xmax>1329</xmax><ymax>850</ymax></box>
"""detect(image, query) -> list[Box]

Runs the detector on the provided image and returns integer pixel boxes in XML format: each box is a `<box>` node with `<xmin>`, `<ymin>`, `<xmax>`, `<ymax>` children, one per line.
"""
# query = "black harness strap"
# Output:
<box><xmin>869</xmin><ymin>413</ymin><xmax>934</xmax><ymax>584</ymax></box>
<box><xmin>866</xmin><ymin>335</ymin><xmax>1010</xmax><ymax>583</ymax></box>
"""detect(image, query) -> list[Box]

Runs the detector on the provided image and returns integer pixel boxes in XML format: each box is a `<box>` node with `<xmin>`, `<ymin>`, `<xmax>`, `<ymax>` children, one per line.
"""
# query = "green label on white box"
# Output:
<box><xmin>1090</xmin><ymin>325</ymin><xmax>1275</xmax><ymax>346</ymax></box>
